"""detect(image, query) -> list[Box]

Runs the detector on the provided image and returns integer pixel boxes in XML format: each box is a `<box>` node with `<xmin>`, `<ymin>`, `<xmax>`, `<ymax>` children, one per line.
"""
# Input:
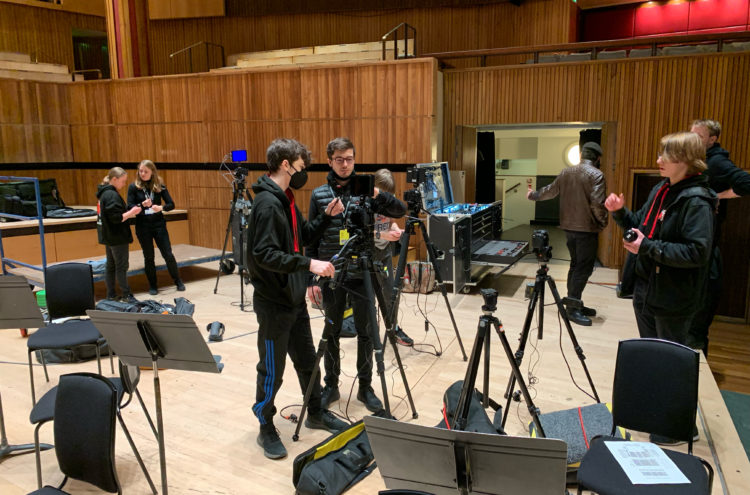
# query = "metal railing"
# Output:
<box><xmin>381</xmin><ymin>23</ymin><xmax>417</xmax><ymax>61</ymax></box>
<box><xmin>169</xmin><ymin>41</ymin><xmax>225</xmax><ymax>73</ymax></box>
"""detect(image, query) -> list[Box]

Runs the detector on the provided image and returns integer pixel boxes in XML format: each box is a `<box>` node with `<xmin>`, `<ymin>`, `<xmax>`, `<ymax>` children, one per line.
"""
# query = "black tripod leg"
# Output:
<box><xmin>453</xmin><ymin>316</ymin><xmax>490</xmax><ymax>431</ymax></box>
<box><xmin>372</xmin><ymin>271</ymin><xmax>418</xmax><ymax>419</ymax></box>
<box><xmin>293</xmin><ymin>330</ymin><xmax>329</xmax><ymax>441</ymax></box>
<box><xmin>418</xmin><ymin>222</ymin><xmax>467</xmax><ymax>361</ymax></box>
<box><xmin>385</xmin><ymin>225</ymin><xmax>412</xmax><ymax>333</ymax></box>
<box><xmin>502</xmin><ymin>279</ymin><xmax>541</xmax><ymax>427</ymax></box>
<box><xmin>482</xmin><ymin>325</ymin><xmax>490</xmax><ymax>408</ymax></box>
<box><xmin>213</xmin><ymin>187</ymin><xmax>239</xmax><ymax>294</ymax></box>
<box><xmin>545</xmin><ymin>276</ymin><xmax>600</xmax><ymax>402</ymax></box>
<box><xmin>359</xmin><ymin>257</ymin><xmax>391</xmax><ymax>417</ymax></box>
<box><xmin>493</xmin><ymin>318</ymin><xmax>545</xmax><ymax>437</ymax></box>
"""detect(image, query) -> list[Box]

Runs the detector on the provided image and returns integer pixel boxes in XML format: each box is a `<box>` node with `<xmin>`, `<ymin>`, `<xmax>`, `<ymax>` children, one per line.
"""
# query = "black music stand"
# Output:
<box><xmin>86</xmin><ymin>310</ymin><xmax>223</xmax><ymax>495</ymax></box>
<box><xmin>0</xmin><ymin>275</ymin><xmax>53</xmax><ymax>461</ymax></box>
<box><xmin>364</xmin><ymin>416</ymin><xmax>568</xmax><ymax>495</ymax></box>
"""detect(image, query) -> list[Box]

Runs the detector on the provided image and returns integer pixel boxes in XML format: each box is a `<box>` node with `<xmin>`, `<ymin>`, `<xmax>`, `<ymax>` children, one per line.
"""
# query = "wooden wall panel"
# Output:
<box><xmin>442</xmin><ymin>52</ymin><xmax>750</xmax><ymax>274</ymax></box>
<box><xmin>147</xmin><ymin>0</ymin><xmax>575</xmax><ymax>76</ymax></box>
<box><xmin>0</xmin><ymin>2</ymin><xmax>105</xmax><ymax>72</ymax></box>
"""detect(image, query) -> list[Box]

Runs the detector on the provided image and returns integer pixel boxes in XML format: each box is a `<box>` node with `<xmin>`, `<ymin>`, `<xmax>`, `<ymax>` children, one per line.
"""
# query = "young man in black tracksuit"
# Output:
<box><xmin>306</xmin><ymin>137</ymin><xmax>406</xmax><ymax>413</ymax></box>
<box><xmin>688</xmin><ymin>119</ymin><xmax>750</xmax><ymax>353</ymax></box>
<box><xmin>248</xmin><ymin>138</ymin><xmax>347</xmax><ymax>460</ymax></box>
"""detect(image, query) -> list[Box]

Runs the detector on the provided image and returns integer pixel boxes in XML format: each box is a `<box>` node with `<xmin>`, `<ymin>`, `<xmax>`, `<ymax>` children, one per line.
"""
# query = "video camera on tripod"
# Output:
<box><xmin>531</xmin><ymin>229</ymin><xmax>552</xmax><ymax>262</ymax></box>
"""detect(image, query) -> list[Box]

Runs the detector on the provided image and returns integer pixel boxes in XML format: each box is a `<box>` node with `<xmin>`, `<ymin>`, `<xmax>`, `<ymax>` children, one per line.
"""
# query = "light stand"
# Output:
<box><xmin>213</xmin><ymin>175</ymin><xmax>253</xmax><ymax>311</ymax></box>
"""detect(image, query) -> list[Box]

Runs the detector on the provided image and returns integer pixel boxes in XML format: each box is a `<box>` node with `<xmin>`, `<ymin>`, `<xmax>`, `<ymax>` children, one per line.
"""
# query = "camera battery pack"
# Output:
<box><xmin>525</xmin><ymin>283</ymin><xmax>535</xmax><ymax>299</ymax></box>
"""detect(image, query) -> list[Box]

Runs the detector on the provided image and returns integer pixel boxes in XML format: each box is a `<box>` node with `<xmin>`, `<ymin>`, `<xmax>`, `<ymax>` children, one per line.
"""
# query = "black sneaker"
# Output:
<box><xmin>320</xmin><ymin>385</ymin><xmax>340</xmax><ymax>409</ymax></box>
<box><xmin>567</xmin><ymin>308</ymin><xmax>592</xmax><ymax>326</ymax></box>
<box><xmin>175</xmin><ymin>280</ymin><xmax>186</xmax><ymax>291</ymax></box>
<box><xmin>650</xmin><ymin>426</ymin><xmax>699</xmax><ymax>446</ymax></box>
<box><xmin>257</xmin><ymin>424</ymin><xmax>287</xmax><ymax>459</ymax></box>
<box><xmin>581</xmin><ymin>306</ymin><xmax>597</xmax><ymax>317</ymax></box>
<box><xmin>357</xmin><ymin>386</ymin><xmax>384</xmax><ymax>413</ymax></box>
<box><xmin>305</xmin><ymin>410</ymin><xmax>348</xmax><ymax>433</ymax></box>
<box><xmin>395</xmin><ymin>327</ymin><xmax>414</xmax><ymax>346</ymax></box>
<box><xmin>148</xmin><ymin>287</ymin><xmax>158</xmax><ymax>296</ymax></box>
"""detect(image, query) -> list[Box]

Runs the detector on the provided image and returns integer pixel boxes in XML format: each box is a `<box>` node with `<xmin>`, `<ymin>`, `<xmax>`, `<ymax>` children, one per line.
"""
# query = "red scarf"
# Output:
<box><xmin>285</xmin><ymin>188</ymin><xmax>300</xmax><ymax>253</ymax></box>
<box><xmin>641</xmin><ymin>183</ymin><xmax>669</xmax><ymax>239</ymax></box>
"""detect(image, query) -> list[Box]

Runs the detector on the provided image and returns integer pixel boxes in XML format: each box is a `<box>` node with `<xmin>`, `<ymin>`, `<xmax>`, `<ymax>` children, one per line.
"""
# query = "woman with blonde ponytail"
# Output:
<box><xmin>97</xmin><ymin>167</ymin><xmax>141</xmax><ymax>302</ymax></box>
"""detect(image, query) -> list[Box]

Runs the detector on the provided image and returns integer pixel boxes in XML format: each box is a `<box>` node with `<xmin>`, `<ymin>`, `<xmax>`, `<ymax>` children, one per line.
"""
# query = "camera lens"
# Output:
<box><xmin>623</xmin><ymin>229</ymin><xmax>637</xmax><ymax>242</ymax></box>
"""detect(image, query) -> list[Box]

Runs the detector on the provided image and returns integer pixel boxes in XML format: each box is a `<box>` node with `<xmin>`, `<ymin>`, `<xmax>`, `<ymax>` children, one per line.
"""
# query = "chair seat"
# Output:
<box><xmin>577</xmin><ymin>437</ymin><xmax>710</xmax><ymax>495</ymax></box>
<box><xmin>30</xmin><ymin>387</ymin><xmax>58</xmax><ymax>424</ymax></box>
<box><xmin>27</xmin><ymin>320</ymin><xmax>101</xmax><ymax>350</ymax></box>
<box><xmin>27</xmin><ymin>486</ymin><xmax>70</xmax><ymax>494</ymax></box>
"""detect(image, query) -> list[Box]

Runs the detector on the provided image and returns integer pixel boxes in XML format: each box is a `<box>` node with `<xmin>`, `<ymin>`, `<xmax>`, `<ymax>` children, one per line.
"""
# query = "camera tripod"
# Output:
<box><xmin>453</xmin><ymin>288</ymin><xmax>544</xmax><ymax>436</ymax></box>
<box><xmin>500</xmin><ymin>261</ymin><xmax>600</xmax><ymax>428</ymax></box>
<box><xmin>213</xmin><ymin>178</ymin><xmax>253</xmax><ymax>310</ymax></box>
<box><xmin>293</xmin><ymin>236</ymin><xmax>417</xmax><ymax>441</ymax></box>
<box><xmin>387</xmin><ymin>213</ymin><xmax>468</xmax><ymax>361</ymax></box>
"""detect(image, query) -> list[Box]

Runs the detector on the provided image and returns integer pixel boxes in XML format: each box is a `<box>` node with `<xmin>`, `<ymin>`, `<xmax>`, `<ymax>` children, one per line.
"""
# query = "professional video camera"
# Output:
<box><xmin>341</xmin><ymin>174</ymin><xmax>376</xmax><ymax>243</ymax></box>
<box><xmin>531</xmin><ymin>229</ymin><xmax>552</xmax><ymax>262</ymax></box>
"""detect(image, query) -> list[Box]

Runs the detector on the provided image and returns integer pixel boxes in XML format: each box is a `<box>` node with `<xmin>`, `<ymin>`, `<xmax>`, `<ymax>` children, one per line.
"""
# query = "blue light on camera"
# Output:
<box><xmin>231</xmin><ymin>150</ymin><xmax>247</xmax><ymax>162</ymax></box>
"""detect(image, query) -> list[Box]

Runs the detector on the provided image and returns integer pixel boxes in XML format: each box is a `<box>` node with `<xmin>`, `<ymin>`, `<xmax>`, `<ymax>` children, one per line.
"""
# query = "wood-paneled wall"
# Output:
<box><xmin>148</xmin><ymin>0</ymin><xmax>576</xmax><ymax>75</ymax></box>
<box><xmin>443</xmin><ymin>52</ymin><xmax>750</xmax><ymax>318</ymax></box>
<box><xmin>0</xmin><ymin>2</ymin><xmax>105</xmax><ymax>72</ymax></box>
<box><xmin>66</xmin><ymin>58</ymin><xmax>437</xmax><ymax>164</ymax></box>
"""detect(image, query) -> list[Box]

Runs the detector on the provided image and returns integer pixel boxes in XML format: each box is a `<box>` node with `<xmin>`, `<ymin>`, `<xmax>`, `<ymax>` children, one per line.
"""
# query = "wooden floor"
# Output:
<box><xmin>0</xmin><ymin>256</ymin><xmax>748</xmax><ymax>494</ymax></box>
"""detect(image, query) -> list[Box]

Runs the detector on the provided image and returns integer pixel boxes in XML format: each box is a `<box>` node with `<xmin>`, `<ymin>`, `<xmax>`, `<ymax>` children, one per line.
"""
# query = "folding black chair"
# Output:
<box><xmin>27</xmin><ymin>373</ymin><xmax>121</xmax><ymax>494</ymax></box>
<box><xmin>27</xmin><ymin>263</ymin><xmax>114</xmax><ymax>405</ymax></box>
<box><xmin>31</xmin><ymin>361</ymin><xmax>157</xmax><ymax>492</ymax></box>
<box><xmin>576</xmin><ymin>338</ymin><xmax>713</xmax><ymax>495</ymax></box>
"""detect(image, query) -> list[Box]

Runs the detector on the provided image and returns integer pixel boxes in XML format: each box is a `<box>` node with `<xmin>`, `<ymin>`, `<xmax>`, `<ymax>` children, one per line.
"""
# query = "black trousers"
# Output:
<box><xmin>105</xmin><ymin>243</ymin><xmax>131</xmax><ymax>298</ymax></box>
<box><xmin>322</xmin><ymin>276</ymin><xmax>375</xmax><ymax>389</ymax></box>
<box><xmin>633</xmin><ymin>278</ymin><xmax>694</xmax><ymax>346</ymax></box>
<box><xmin>135</xmin><ymin>218</ymin><xmax>180</xmax><ymax>289</ymax></box>
<box><xmin>565</xmin><ymin>230</ymin><xmax>599</xmax><ymax>301</ymax></box>
<box><xmin>252</xmin><ymin>296</ymin><xmax>322</xmax><ymax>426</ymax></box>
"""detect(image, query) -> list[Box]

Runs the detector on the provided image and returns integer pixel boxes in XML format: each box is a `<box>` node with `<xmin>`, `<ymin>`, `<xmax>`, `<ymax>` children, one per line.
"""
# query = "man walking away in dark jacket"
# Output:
<box><xmin>688</xmin><ymin>119</ymin><xmax>750</xmax><ymax>354</ymax></box>
<box><xmin>526</xmin><ymin>141</ymin><xmax>608</xmax><ymax>326</ymax></box>
<box><xmin>248</xmin><ymin>138</ymin><xmax>347</xmax><ymax>460</ymax></box>
<box><xmin>306</xmin><ymin>137</ymin><xmax>406</xmax><ymax>413</ymax></box>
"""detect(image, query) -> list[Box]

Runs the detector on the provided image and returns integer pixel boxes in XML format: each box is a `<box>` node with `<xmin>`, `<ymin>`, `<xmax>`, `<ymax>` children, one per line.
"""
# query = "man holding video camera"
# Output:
<box><xmin>307</xmin><ymin>137</ymin><xmax>406</xmax><ymax>413</ymax></box>
<box><xmin>526</xmin><ymin>141</ymin><xmax>608</xmax><ymax>326</ymax></box>
<box><xmin>248</xmin><ymin>138</ymin><xmax>347</xmax><ymax>460</ymax></box>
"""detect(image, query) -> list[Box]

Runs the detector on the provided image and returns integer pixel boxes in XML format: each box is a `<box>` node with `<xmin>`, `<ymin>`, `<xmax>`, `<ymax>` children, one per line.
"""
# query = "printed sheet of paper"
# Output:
<box><xmin>604</xmin><ymin>441</ymin><xmax>691</xmax><ymax>485</ymax></box>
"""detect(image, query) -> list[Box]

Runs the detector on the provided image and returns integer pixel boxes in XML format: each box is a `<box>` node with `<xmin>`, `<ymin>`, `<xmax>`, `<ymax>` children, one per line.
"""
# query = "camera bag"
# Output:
<box><xmin>436</xmin><ymin>380</ymin><xmax>505</xmax><ymax>435</ymax></box>
<box><xmin>401</xmin><ymin>261</ymin><xmax>436</xmax><ymax>294</ymax></box>
<box><xmin>292</xmin><ymin>420</ymin><xmax>376</xmax><ymax>495</ymax></box>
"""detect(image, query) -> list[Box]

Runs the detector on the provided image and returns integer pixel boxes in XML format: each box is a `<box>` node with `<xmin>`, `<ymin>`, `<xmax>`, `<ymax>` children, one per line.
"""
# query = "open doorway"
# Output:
<box><xmin>455</xmin><ymin>122</ymin><xmax>616</xmax><ymax>268</ymax></box>
<box><xmin>72</xmin><ymin>28</ymin><xmax>109</xmax><ymax>80</ymax></box>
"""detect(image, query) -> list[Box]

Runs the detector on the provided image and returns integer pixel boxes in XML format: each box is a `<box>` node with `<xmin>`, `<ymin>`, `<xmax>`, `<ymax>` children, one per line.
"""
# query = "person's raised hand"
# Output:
<box><xmin>605</xmin><ymin>193</ymin><xmax>625</xmax><ymax>212</ymax></box>
<box><xmin>309</xmin><ymin>259</ymin><xmax>335</xmax><ymax>278</ymax></box>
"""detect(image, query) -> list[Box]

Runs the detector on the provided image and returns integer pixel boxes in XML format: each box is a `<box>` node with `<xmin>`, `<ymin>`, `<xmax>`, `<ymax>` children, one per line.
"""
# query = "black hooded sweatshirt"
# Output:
<box><xmin>96</xmin><ymin>184</ymin><xmax>133</xmax><ymax>246</ymax></box>
<box><xmin>247</xmin><ymin>175</ymin><xmax>331</xmax><ymax>308</ymax></box>
<box><xmin>612</xmin><ymin>174</ymin><xmax>717</xmax><ymax>316</ymax></box>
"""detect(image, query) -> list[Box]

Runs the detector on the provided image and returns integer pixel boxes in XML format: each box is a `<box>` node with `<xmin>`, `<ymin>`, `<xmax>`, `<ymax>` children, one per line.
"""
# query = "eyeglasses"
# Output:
<box><xmin>332</xmin><ymin>157</ymin><xmax>354</xmax><ymax>165</ymax></box>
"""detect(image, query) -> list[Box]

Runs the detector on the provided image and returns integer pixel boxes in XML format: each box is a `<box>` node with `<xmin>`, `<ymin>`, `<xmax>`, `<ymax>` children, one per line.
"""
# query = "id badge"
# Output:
<box><xmin>339</xmin><ymin>229</ymin><xmax>350</xmax><ymax>245</ymax></box>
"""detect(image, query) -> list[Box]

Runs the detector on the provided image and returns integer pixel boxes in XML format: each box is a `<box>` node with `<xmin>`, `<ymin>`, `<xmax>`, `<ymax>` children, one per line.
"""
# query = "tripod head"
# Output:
<box><xmin>480</xmin><ymin>288</ymin><xmax>498</xmax><ymax>313</ymax></box>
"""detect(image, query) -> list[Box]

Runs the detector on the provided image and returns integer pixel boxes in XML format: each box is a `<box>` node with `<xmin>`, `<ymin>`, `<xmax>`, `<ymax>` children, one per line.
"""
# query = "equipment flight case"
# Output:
<box><xmin>415</xmin><ymin>162</ymin><xmax>527</xmax><ymax>294</ymax></box>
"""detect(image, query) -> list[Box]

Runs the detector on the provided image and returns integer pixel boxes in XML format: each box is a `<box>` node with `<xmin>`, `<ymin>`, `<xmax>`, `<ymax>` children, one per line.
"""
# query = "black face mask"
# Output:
<box><xmin>287</xmin><ymin>163</ymin><xmax>308</xmax><ymax>189</ymax></box>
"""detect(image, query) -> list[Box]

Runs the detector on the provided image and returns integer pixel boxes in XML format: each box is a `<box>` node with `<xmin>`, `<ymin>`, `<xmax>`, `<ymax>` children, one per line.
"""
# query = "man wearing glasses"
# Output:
<box><xmin>307</xmin><ymin>137</ymin><xmax>406</xmax><ymax>414</ymax></box>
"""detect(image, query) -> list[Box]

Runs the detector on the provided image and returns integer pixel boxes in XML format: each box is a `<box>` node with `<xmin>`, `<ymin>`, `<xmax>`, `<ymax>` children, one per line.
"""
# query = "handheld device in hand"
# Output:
<box><xmin>623</xmin><ymin>229</ymin><xmax>637</xmax><ymax>242</ymax></box>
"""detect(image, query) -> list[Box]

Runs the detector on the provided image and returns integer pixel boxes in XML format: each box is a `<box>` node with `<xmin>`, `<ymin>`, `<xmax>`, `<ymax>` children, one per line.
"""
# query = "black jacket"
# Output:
<box><xmin>247</xmin><ymin>175</ymin><xmax>332</xmax><ymax>307</ymax></box>
<box><xmin>306</xmin><ymin>171</ymin><xmax>406</xmax><ymax>276</ymax></box>
<box><xmin>612</xmin><ymin>175</ymin><xmax>717</xmax><ymax>316</ymax></box>
<box><xmin>126</xmin><ymin>183</ymin><xmax>175</xmax><ymax>227</ymax></box>
<box><xmin>705</xmin><ymin>143</ymin><xmax>750</xmax><ymax>236</ymax></box>
<box><xmin>96</xmin><ymin>184</ymin><xmax>133</xmax><ymax>246</ymax></box>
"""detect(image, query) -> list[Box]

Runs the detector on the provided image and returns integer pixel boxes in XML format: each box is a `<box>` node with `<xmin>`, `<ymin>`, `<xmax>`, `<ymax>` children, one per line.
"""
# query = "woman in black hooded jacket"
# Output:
<box><xmin>605</xmin><ymin>132</ymin><xmax>717</xmax><ymax>347</ymax></box>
